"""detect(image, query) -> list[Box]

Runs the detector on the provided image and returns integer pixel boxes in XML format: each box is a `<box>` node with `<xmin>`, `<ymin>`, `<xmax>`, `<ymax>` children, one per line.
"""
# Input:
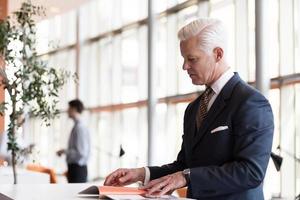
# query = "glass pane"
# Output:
<box><xmin>88</xmin><ymin>0</ymin><xmax>99</xmax><ymax>38</ymax></box>
<box><xmin>248</xmin><ymin>0</ymin><xmax>255</xmax><ymax>82</ymax></box>
<box><xmin>279</xmin><ymin>0</ymin><xmax>294</xmax><ymax>76</ymax></box>
<box><xmin>268</xmin><ymin>0</ymin><xmax>280</xmax><ymax>78</ymax></box>
<box><xmin>235</xmin><ymin>0</ymin><xmax>249</xmax><ymax>81</ymax></box>
<box><xmin>157</xmin><ymin>18</ymin><xmax>168</xmax><ymax>98</ymax></box>
<box><xmin>165</xmin><ymin>15</ymin><xmax>179</xmax><ymax>96</ymax></box>
<box><xmin>210</xmin><ymin>2</ymin><xmax>236</xmax><ymax>70</ymax></box>
<box><xmin>167</xmin><ymin>0</ymin><xmax>177</xmax><ymax>8</ymax></box>
<box><xmin>79</xmin><ymin>3</ymin><xmax>89</xmax><ymax>40</ymax></box>
<box><xmin>210</xmin><ymin>0</ymin><xmax>227</xmax><ymax>4</ymax></box>
<box><xmin>137</xmin><ymin>26</ymin><xmax>148</xmax><ymax>100</ymax></box>
<box><xmin>121</xmin><ymin>108</ymin><xmax>141</xmax><ymax>167</ymax></box>
<box><xmin>121</xmin><ymin>0</ymin><xmax>146</xmax><ymax>25</ymax></box>
<box><xmin>280</xmin><ymin>85</ymin><xmax>296</xmax><ymax>197</ymax></box>
<box><xmin>98</xmin><ymin>38</ymin><xmax>113</xmax><ymax>105</ymax></box>
<box><xmin>36</xmin><ymin>20</ymin><xmax>51</xmax><ymax>54</ymax></box>
<box><xmin>295</xmin><ymin>0</ymin><xmax>300</xmax><ymax>73</ymax></box>
<box><xmin>97</xmin><ymin>0</ymin><xmax>114</xmax><ymax>34</ymax></box>
<box><xmin>155</xmin><ymin>0</ymin><xmax>168</xmax><ymax>13</ymax></box>
<box><xmin>295</xmin><ymin>84</ymin><xmax>300</xmax><ymax>195</ymax></box>
<box><xmin>121</xmin><ymin>30</ymin><xmax>139</xmax><ymax>103</ymax></box>
<box><xmin>97</xmin><ymin>112</ymin><xmax>114</xmax><ymax>176</ymax></box>
<box><xmin>111</xmin><ymin>35</ymin><xmax>122</xmax><ymax>104</ymax></box>
<box><xmin>36</xmin><ymin>11</ymin><xmax>76</xmax><ymax>54</ymax></box>
<box><xmin>264</xmin><ymin>89</ymin><xmax>281</xmax><ymax>199</ymax></box>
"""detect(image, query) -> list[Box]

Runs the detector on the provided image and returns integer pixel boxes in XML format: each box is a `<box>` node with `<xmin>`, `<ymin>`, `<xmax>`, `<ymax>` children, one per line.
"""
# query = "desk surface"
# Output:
<box><xmin>0</xmin><ymin>184</ymin><xmax>193</xmax><ymax>200</ymax></box>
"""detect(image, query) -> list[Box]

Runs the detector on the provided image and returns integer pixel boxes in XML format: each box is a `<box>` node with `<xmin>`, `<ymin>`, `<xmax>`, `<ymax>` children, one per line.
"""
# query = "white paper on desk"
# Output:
<box><xmin>106</xmin><ymin>194</ymin><xmax>177</xmax><ymax>200</ymax></box>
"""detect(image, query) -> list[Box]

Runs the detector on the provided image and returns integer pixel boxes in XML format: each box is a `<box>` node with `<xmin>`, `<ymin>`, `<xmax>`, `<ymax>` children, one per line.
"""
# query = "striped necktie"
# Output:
<box><xmin>196</xmin><ymin>87</ymin><xmax>214</xmax><ymax>130</ymax></box>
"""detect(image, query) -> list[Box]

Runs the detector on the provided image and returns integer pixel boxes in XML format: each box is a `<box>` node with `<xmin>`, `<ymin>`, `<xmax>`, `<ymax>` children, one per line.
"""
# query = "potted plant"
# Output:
<box><xmin>0</xmin><ymin>1</ymin><xmax>72</xmax><ymax>184</ymax></box>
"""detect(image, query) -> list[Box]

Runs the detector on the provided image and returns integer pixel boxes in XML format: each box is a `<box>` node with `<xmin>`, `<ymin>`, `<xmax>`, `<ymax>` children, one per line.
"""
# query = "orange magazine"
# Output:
<box><xmin>79</xmin><ymin>186</ymin><xmax>146</xmax><ymax>197</ymax></box>
<box><xmin>78</xmin><ymin>186</ymin><xmax>177</xmax><ymax>199</ymax></box>
<box><xmin>100</xmin><ymin>186</ymin><xmax>146</xmax><ymax>195</ymax></box>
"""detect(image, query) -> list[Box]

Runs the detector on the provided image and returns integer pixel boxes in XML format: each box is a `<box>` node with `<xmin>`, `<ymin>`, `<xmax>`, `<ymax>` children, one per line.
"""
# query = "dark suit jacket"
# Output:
<box><xmin>148</xmin><ymin>73</ymin><xmax>274</xmax><ymax>200</ymax></box>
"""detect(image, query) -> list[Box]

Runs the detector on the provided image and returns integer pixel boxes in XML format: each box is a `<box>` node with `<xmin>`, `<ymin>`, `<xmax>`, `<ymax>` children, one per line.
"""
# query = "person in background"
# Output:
<box><xmin>103</xmin><ymin>18</ymin><xmax>274</xmax><ymax>200</ymax></box>
<box><xmin>57</xmin><ymin>99</ymin><xmax>90</xmax><ymax>183</ymax></box>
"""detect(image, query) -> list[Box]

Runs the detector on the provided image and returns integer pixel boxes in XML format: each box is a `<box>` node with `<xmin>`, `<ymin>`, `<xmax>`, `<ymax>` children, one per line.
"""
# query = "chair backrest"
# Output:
<box><xmin>26</xmin><ymin>164</ymin><xmax>57</xmax><ymax>183</ymax></box>
<box><xmin>0</xmin><ymin>158</ymin><xmax>5</xmax><ymax>166</ymax></box>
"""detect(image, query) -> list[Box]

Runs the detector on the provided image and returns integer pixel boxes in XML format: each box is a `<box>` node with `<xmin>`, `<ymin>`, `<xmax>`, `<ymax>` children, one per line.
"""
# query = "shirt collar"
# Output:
<box><xmin>210</xmin><ymin>68</ymin><xmax>234</xmax><ymax>95</ymax></box>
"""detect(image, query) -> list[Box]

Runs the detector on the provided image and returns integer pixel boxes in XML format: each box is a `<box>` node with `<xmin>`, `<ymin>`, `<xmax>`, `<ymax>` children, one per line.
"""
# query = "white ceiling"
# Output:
<box><xmin>9</xmin><ymin>0</ymin><xmax>90</xmax><ymax>19</ymax></box>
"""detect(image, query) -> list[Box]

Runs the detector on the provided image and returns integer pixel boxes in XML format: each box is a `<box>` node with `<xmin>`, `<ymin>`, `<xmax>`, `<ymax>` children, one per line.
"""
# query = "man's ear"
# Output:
<box><xmin>213</xmin><ymin>47</ymin><xmax>224</xmax><ymax>62</ymax></box>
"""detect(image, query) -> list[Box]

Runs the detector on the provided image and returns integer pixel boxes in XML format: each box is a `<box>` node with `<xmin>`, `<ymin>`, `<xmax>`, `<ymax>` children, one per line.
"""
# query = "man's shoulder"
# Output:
<box><xmin>183</xmin><ymin>95</ymin><xmax>201</xmax><ymax>117</ymax></box>
<box><xmin>227</xmin><ymin>80</ymin><xmax>270</xmax><ymax>113</ymax></box>
<box><xmin>75</xmin><ymin>121</ymin><xmax>89</xmax><ymax>133</ymax></box>
<box><xmin>233</xmin><ymin>81</ymin><xmax>267</xmax><ymax>101</ymax></box>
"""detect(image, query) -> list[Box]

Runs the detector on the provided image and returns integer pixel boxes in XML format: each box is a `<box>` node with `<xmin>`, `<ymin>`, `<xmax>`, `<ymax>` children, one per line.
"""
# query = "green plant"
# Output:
<box><xmin>0</xmin><ymin>1</ymin><xmax>72</xmax><ymax>184</ymax></box>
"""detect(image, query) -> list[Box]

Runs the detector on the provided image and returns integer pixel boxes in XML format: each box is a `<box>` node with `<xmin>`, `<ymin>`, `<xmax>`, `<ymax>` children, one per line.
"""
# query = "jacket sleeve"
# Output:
<box><xmin>189</xmin><ymin>93</ymin><xmax>274</xmax><ymax>198</ymax></box>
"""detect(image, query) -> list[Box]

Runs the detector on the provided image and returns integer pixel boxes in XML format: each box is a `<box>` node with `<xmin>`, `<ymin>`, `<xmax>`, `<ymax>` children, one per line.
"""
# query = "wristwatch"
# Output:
<box><xmin>182</xmin><ymin>168</ymin><xmax>191</xmax><ymax>185</ymax></box>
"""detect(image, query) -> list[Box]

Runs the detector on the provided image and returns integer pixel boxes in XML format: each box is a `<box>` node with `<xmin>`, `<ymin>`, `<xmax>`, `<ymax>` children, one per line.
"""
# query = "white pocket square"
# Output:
<box><xmin>211</xmin><ymin>126</ymin><xmax>229</xmax><ymax>133</ymax></box>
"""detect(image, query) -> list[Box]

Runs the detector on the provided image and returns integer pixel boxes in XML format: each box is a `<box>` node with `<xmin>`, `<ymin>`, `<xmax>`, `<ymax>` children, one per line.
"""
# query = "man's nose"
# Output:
<box><xmin>182</xmin><ymin>62</ymin><xmax>190</xmax><ymax>70</ymax></box>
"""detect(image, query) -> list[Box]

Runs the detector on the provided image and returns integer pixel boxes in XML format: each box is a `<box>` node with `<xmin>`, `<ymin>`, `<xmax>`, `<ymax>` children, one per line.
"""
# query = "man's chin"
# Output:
<box><xmin>191</xmin><ymin>79</ymin><xmax>203</xmax><ymax>85</ymax></box>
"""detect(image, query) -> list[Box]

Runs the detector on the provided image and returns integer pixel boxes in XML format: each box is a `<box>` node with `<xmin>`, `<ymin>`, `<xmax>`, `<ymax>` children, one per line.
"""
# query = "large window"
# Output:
<box><xmin>25</xmin><ymin>0</ymin><xmax>300</xmax><ymax>198</ymax></box>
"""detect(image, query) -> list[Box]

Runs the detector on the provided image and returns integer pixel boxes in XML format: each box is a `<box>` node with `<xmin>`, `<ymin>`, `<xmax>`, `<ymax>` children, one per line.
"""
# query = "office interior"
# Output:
<box><xmin>0</xmin><ymin>0</ymin><xmax>299</xmax><ymax>199</ymax></box>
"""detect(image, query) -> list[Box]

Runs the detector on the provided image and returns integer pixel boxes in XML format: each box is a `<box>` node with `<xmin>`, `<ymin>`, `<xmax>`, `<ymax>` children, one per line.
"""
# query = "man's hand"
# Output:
<box><xmin>56</xmin><ymin>149</ymin><xmax>65</xmax><ymax>157</ymax></box>
<box><xmin>141</xmin><ymin>171</ymin><xmax>187</xmax><ymax>197</ymax></box>
<box><xmin>104</xmin><ymin>168</ymin><xmax>145</xmax><ymax>186</ymax></box>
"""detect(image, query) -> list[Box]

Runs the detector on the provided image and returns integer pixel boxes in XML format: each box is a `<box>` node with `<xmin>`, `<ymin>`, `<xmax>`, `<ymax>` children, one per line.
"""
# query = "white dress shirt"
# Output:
<box><xmin>143</xmin><ymin>68</ymin><xmax>234</xmax><ymax>185</ymax></box>
<box><xmin>208</xmin><ymin>68</ymin><xmax>234</xmax><ymax>111</ymax></box>
<box><xmin>66</xmin><ymin>119</ymin><xmax>91</xmax><ymax>166</ymax></box>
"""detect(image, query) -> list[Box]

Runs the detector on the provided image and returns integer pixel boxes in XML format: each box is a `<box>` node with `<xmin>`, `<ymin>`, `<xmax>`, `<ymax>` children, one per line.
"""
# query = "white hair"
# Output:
<box><xmin>177</xmin><ymin>18</ymin><xmax>227</xmax><ymax>54</ymax></box>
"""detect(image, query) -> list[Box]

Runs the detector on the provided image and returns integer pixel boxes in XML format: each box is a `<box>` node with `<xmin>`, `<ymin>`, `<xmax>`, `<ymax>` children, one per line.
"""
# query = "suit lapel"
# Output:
<box><xmin>192</xmin><ymin>73</ymin><xmax>241</xmax><ymax>149</ymax></box>
<box><xmin>192</xmin><ymin>94</ymin><xmax>226</xmax><ymax>149</ymax></box>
